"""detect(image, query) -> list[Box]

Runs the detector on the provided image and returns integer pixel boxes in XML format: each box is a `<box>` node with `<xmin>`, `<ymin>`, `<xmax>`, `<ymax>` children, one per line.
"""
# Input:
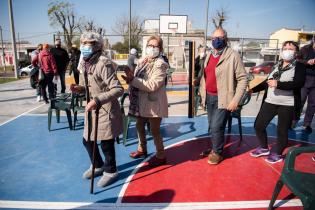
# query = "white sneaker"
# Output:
<box><xmin>97</xmin><ymin>171</ymin><xmax>118</xmax><ymax>188</ymax></box>
<box><xmin>36</xmin><ymin>96</ymin><xmax>41</xmax><ymax>102</ymax></box>
<box><xmin>82</xmin><ymin>165</ymin><xmax>105</xmax><ymax>179</ymax></box>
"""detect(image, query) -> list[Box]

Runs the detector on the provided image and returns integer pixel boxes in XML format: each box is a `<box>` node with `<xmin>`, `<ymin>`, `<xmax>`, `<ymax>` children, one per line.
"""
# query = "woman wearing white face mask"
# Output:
<box><xmin>122</xmin><ymin>36</ymin><xmax>169</xmax><ymax>167</ymax></box>
<box><xmin>248</xmin><ymin>41</ymin><xmax>306</xmax><ymax>164</ymax></box>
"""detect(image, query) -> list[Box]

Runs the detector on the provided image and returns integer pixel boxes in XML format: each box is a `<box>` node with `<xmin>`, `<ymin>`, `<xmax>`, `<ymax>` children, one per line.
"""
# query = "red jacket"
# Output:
<box><xmin>39</xmin><ymin>50</ymin><xmax>57</xmax><ymax>74</ymax></box>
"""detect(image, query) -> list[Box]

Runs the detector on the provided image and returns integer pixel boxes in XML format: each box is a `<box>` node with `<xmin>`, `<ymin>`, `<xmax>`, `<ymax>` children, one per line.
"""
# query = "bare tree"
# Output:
<box><xmin>112</xmin><ymin>15</ymin><xmax>144</xmax><ymax>52</ymax></box>
<box><xmin>83</xmin><ymin>19</ymin><xmax>106</xmax><ymax>36</ymax></box>
<box><xmin>212</xmin><ymin>8</ymin><xmax>228</xmax><ymax>28</ymax></box>
<box><xmin>48</xmin><ymin>1</ymin><xmax>83</xmax><ymax>50</ymax></box>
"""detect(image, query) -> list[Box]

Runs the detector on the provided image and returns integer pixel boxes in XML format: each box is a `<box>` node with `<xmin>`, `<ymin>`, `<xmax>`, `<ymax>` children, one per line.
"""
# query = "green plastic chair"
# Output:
<box><xmin>268</xmin><ymin>146</ymin><xmax>315</xmax><ymax>210</ymax></box>
<box><xmin>227</xmin><ymin>91</ymin><xmax>251</xmax><ymax>143</ymax></box>
<box><xmin>194</xmin><ymin>86</ymin><xmax>201</xmax><ymax>116</ymax></box>
<box><xmin>119</xmin><ymin>92</ymin><xmax>136</xmax><ymax>145</ymax></box>
<box><xmin>70</xmin><ymin>92</ymin><xmax>86</xmax><ymax>130</ymax></box>
<box><xmin>48</xmin><ymin>93</ymin><xmax>73</xmax><ymax>131</ymax></box>
<box><xmin>166</xmin><ymin>68</ymin><xmax>175</xmax><ymax>85</ymax></box>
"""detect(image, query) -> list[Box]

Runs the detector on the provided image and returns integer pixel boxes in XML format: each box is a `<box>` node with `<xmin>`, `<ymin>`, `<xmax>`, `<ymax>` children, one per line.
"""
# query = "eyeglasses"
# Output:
<box><xmin>147</xmin><ymin>44</ymin><xmax>159</xmax><ymax>48</ymax></box>
<box><xmin>211</xmin><ymin>36</ymin><xmax>225</xmax><ymax>40</ymax></box>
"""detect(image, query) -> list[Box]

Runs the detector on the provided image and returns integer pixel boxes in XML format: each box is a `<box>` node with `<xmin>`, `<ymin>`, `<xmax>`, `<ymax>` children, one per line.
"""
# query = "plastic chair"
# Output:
<box><xmin>48</xmin><ymin>93</ymin><xmax>73</xmax><ymax>131</ymax></box>
<box><xmin>268</xmin><ymin>146</ymin><xmax>315</xmax><ymax>210</ymax></box>
<box><xmin>227</xmin><ymin>91</ymin><xmax>251</xmax><ymax>142</ymax></box>
<box><xmin>71</xmin><ymin>92</ymin><xmax>86</xmax><ymax>130</ymax></box>
<box><xmin>194</xmin><ymin>86</ymin><xmax>201</xmax><ymax>116</ymax></box>
<box><xmin>120</xmin><ymin>92</ymin><xmax>136</xmax><ymax>145</ymax></box>
<box><xmin>166</xmin><ymin>68</ymin><xmax>175</xmax><ymax>85</ymax></box>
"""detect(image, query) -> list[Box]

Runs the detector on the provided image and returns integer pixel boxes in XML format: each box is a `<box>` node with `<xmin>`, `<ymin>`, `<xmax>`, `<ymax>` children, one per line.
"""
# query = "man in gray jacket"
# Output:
<box><xmin>196</xmin><ymin>27</ymin><xmax>248</xmax><ymax>165</ymax></box>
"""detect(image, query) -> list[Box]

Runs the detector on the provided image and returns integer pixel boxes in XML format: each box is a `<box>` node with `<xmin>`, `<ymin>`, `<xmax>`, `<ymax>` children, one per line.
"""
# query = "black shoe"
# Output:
<box><xmin>303</xmin><ymin>125</ymin><xmax>312</xmax><ymax>133</ymax></box>
<box><xmin>200</xmin><ymin>148</ymin><xmax>212</xmax><ymax>157</ymax></box>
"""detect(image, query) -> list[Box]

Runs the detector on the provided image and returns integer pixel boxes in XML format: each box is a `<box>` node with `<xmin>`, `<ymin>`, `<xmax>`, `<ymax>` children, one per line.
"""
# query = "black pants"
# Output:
<box><xmin>82</xmin><ymin>138</ymin><xmax>117</xmax><ymax>173</ymax></box>
<box><xmin>254</xmin><ymin>102</ymin><xmax>294</xmax><ymax>155</ymax></box>
<box><xmin>58</xmin><ymin>71</ymin><xmax>66</xmax><ymax>93</ymax></box>
<box><xmin>73</xmin><ymin>69</ymin><xmax>80</xmax><ymax>85</ymax></box>
<box><xmin>41</xmin><ymin>73</ymin><xmax>55</xmax><ymax>101</ymax></box>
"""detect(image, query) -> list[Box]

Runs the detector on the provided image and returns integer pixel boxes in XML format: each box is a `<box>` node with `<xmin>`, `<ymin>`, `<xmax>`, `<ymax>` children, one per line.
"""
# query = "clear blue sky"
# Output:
<box><xmin>0</xmin><ymin>0</ymin><xmax>315</xmax><ymax>45</ymax></box>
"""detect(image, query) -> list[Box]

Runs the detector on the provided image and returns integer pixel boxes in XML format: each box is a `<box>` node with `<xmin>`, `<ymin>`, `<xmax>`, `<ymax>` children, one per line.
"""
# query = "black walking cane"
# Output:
<box><xmin>90</xmin><ymin>108</ymin><xmax>99</xmax><ymax>194</ymax></box>
<box><xmin>83</xmin><ymin>69</ymin><xmax>95</xmax><ymax>194</ymax></box>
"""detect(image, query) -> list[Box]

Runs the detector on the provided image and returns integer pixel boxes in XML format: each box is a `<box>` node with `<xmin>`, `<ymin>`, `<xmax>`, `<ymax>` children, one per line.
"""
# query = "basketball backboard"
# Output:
<box><xmin>159</xmin><ymin>15</ymin><xmax>187</xmax><ymax>34</ymax></box>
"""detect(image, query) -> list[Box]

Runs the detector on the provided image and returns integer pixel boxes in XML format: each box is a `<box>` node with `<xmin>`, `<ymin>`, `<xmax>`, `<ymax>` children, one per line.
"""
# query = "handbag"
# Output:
<box><xmin>38</xmin><ymin>68</ymin><xmax>44</xmax><ymax>81</ymax></box>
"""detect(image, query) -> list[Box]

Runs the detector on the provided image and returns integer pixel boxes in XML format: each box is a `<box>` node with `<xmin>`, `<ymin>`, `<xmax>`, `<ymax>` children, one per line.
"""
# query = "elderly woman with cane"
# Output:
<box><xmin>71</xmin><ymin>31</ymin><xmax>123</xmax><ymax>189</ymax></box>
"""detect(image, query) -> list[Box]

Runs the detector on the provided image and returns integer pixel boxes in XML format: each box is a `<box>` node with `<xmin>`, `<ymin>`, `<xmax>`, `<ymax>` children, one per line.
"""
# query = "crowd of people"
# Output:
<box><xmin>29</xmin><ymin>28</ymin><xmax>315</xmax><ymax>188</ymax></box>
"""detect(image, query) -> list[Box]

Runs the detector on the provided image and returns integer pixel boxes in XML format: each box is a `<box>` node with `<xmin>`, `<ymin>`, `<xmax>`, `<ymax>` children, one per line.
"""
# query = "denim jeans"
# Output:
<box><xmin>206</xmin><ymin>93</ymin><xmax>230</xmax><ymax>154</ymax></box>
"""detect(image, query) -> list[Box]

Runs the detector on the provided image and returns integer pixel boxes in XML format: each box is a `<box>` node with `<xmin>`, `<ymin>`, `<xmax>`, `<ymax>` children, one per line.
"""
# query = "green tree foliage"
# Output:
<box><xmin>111</xmin><ymin>15</ymin><xmax>143</xmax><ymax>54</ymax></box>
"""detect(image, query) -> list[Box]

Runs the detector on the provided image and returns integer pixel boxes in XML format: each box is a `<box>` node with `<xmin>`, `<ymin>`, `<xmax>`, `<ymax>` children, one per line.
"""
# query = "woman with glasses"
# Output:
<box><xmin>122</xmin><ymin>36</ymin><xmax>169</xmax><ymax>167</ymax></box>
<box><xmin>249</xmin><ymin>41</ymin><xmax>306</xmax><ymax>164</ymax></box>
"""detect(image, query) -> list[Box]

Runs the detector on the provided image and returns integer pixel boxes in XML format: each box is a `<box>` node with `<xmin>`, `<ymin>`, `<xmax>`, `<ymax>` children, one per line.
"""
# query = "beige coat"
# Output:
<box><xmin>199</xmin><ymin>47</ymin><xmax>248</xmax><ymax>109</ymax></box>
<box><xmin>130</xmin><ymin>57</ymin><xmax>169</xmax><ymax>118</ymax></box>
<box><xmin>82</xmin><ymin>55</ymin><xmax>124</xmax><ymax>141</ymax></box>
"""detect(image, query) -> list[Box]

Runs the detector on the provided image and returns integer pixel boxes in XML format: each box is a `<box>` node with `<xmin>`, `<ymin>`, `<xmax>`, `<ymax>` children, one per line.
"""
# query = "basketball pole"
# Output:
<box><xmin>204</xmin><ymin>0</ymin><xmax>209</xmax><ymax>49</ymax></box>
<box><xmin>188</xmin><ymin>41</ymin><xmax>195</xmax><ymax>118</ymax></box>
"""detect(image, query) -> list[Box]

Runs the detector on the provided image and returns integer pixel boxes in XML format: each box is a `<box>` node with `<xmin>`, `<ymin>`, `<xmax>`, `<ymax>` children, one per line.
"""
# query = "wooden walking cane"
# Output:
<box><xmin>90</xmin><ymin>108</ymin><xmax>99</xmax><ymax>194</ymax></box>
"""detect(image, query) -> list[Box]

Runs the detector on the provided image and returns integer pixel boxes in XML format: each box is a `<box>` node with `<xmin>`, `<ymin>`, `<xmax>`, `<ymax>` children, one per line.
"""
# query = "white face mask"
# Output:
<box><xmin>281</xmin><ymin>50</ymin><xmax>295</xmax><ymax>61</ymax></box>
<box><xmin>146</xmin><ymin>46</ymin><xmax>160</xmax><ymax>58</ymax></box>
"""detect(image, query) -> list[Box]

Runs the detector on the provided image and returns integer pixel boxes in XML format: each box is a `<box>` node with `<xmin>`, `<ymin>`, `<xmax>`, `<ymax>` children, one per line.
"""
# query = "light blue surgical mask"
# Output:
<box><xmin>80</xmin><ymin>45</ymin><xmax>93</xmax><ymax>58</ymax></box>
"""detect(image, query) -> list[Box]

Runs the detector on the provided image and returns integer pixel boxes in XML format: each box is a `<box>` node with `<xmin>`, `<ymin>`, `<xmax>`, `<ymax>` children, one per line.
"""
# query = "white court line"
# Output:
<box><xmin>0</xmin><ymin>103</ymin><xmax>46</xmax><ymax>127</ymax></box>
<box><xmin>0</xmin><ymin>199</ymin><xmax>303</xmax><ymax>209</ymax></box>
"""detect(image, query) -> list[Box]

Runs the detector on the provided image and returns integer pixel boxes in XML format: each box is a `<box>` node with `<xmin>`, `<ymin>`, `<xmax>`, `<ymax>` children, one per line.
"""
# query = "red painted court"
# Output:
<box><xmin>121</xmin><ymin>135</ymin><xmax>314</xmax><ymax>209</ymax></box>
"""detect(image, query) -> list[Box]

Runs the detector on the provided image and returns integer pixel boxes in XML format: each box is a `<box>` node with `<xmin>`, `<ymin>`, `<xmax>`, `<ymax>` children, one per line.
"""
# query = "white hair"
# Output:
<box><xmin>80</xmin><ymin>31</ymin><xmax>104</xmax><ymax>50</ymax></box>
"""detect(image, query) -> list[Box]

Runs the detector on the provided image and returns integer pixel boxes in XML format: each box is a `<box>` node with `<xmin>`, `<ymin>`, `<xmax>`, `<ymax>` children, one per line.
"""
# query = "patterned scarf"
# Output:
<box><xmin>128</xmin><ymin>61</ymin><xmax>149</xmax><ymax>117</ymax></box>
<box><xmin>210</xmin><ymin>47</ymin><xmax>225</xmax><ymax>58</ymax></box>
<box><xmin>82</xmin><ymin>50</ymin><xmax>102</xmax><ymax>74</ymax></box>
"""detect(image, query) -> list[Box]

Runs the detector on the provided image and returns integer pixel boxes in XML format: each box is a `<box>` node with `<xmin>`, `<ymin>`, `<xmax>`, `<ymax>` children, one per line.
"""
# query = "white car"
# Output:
<box><xmin>18</xmin><ymin>65</ymin><xmax>35</xmax><ymax>77</ymax></box>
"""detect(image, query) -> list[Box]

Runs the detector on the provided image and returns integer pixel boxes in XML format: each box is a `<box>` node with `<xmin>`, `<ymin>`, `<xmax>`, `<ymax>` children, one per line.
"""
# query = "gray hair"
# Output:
<box><xmin>80</xmin><ymin>31</ymin><xmax>104</xmax><ymax>50</ymax></box>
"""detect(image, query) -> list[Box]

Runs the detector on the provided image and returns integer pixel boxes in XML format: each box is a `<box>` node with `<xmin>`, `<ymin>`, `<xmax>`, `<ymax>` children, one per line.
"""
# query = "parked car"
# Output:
<box><xmin>18</xmin><ymin>65</ymin><xmax>35</xmax><ymax>77</ymax></box>
<box><xmin>249</xmin><ymin>61</ymin><xmax>275</xmax><ymax>74</ymax></box>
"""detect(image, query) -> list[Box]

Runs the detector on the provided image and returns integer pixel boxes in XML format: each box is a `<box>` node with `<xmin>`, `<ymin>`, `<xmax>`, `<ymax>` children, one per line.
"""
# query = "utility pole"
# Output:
<box><xmin>0</xmin><ymin>26</ymin><xmax>6</xmax><ymax>73</ymax></box>
<box><xmin>167</xmin><ymin>0</ymin><xmax>170</xmax><ymax>58</ymax></box>
<box><xmin>8</xmin><ymin>0</ymin><xmax>19</xmax><ymax>78</ymax></box>
<box><xmin>129</xmin><ymin>0</ymin><xmax>131</xmax><ymax>53</ymax></box>
<box><xmin>204</xmin><ymin>0</ymin><xmax>209</xmax><ymax>49</ymax></box>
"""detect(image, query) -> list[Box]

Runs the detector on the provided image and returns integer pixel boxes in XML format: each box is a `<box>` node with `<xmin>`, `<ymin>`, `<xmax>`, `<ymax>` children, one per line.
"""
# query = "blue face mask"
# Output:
<box><xmin>212</xmin><ymin>38</ymin><xmax>226</xmax><ymax>50</ymax></box>
<box><xmin>80</xmin><ymin>45</ymin><xmax>93</xmax><ymax>58</ymax></box>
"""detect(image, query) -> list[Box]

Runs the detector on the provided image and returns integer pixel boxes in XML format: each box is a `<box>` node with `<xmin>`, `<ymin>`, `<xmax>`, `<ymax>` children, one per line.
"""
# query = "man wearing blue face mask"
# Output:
<box><xmin>196</xmin><ymin>27</ymin><xmax>248</xmax><ymax>165</ymax></box>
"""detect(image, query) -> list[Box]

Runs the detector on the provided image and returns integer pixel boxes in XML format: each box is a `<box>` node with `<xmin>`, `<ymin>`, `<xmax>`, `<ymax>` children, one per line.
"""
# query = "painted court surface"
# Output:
<box><xmin>0</xmin><ymin>74</ymin><xmax>314</xmax><ymax>209</ymax></box>
<box><xmin>0</xmin><ymin>114</ymin><xmax>314</xmax><ymax>209</ymax></box>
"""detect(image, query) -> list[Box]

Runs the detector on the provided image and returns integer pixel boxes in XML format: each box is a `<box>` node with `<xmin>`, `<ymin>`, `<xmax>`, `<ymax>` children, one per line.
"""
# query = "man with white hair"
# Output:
<box><xmin>127</xmin><ymin>48</ymin><xmax>138</xmax><ymax>72</ymax></box>
<box><xmin>50</xmin><ymin>39</ymin><xmax>70</xmax><ymax>93</ymax></box>
<box><xmin>196</xmin><ymin>27</ymin><xmax>248</xmax><ymax>165</ymax></box>
<box><xmin>70</xmin><ymin>31</ymin><xmax>123</xmax><ymax>188</ymax></box>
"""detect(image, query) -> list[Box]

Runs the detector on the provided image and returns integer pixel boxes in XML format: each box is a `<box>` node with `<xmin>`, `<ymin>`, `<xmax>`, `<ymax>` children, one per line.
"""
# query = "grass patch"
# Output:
<box><xmin>0</xmin><ymin>77</ymin><xmax>20</xmax><ymax>84</ymax></box>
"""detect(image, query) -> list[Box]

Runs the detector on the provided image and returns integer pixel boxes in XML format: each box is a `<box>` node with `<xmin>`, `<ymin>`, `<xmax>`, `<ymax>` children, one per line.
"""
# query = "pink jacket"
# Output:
<box><xmin>39</xmin><ymin>50</ymin><xmax>57</xmax><ymax>74</ymax></box>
